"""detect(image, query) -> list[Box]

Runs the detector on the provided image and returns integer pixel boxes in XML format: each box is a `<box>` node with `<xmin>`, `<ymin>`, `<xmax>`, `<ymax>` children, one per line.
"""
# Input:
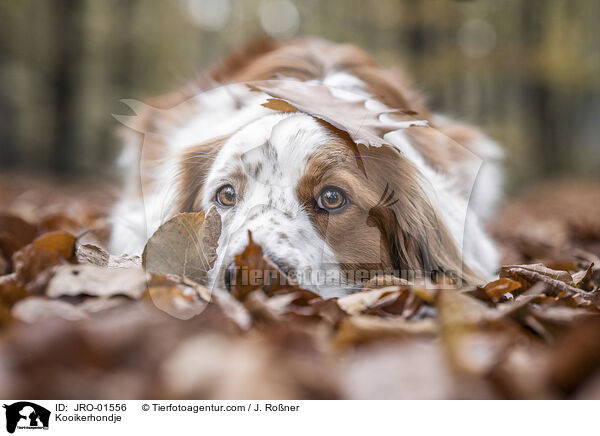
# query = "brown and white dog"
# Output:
<box><xmin>110</xmin><ymin>38</ymin><xmax>502</xmax><ymax>297</ymax></box>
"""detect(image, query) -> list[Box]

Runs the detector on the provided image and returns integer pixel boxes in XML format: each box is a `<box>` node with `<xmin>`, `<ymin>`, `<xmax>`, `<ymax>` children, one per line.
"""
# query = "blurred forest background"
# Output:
<box><xmin>0</xmin><ymin>0</ymin><xmax>599</xmax><ymax>191</ymax></box>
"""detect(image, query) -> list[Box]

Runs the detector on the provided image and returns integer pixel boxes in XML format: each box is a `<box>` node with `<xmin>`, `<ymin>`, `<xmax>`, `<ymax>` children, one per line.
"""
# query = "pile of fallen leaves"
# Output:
<box><xmin>0</xmin><ymin>175</ymin><xmax>599</xmax><ymax>399</ymax></box>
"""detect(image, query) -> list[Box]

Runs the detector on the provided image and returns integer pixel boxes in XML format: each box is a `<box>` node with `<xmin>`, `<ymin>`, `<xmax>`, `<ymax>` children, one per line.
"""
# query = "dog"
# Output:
<box><xmin>110</xmin><ymin>38</ymin><xmax>502</xmax><ymax>297</ymax></box>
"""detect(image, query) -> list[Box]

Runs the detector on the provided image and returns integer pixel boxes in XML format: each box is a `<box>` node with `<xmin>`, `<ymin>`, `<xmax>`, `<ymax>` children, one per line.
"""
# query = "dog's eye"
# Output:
<box><xmin>215</xmin><ymin>185</ymin><xmax>236</xmax><ymax>207</ymax></box>
<box><xmin>317</xmin><ymin>187</ymin><xmax>346</xmax><ymax>211</ymax></box>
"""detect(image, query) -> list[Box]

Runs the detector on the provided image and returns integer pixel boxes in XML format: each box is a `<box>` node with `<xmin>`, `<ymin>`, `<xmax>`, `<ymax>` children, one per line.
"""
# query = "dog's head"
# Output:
<box><xmin>176</xmin><ymin>111</ymin><xmax>475</xmax><ymax>296</ymax></box>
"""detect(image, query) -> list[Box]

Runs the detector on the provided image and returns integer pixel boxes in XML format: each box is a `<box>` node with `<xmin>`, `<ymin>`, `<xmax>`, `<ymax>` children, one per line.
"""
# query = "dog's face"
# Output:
<box><xmin>177</xmin><ymin>112</ymin><xmax>470</xmax><ymax>296</ymax></box>
<box><xmin>110</xmin><ymin>40</ymin><xmax>501</xmax><ymax>296</ymax></box>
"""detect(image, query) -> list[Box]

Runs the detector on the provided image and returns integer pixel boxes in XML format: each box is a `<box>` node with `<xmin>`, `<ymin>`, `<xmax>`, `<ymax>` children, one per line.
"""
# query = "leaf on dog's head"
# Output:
<box><xmin>250</xmin><ymin>80</ymin><xmax>428</xmax><ymax>149</ymax></box>
<box><xmin>142</xmin><ymin>207</ymin><xmax>221</xmax><ymax>286</ymax></box>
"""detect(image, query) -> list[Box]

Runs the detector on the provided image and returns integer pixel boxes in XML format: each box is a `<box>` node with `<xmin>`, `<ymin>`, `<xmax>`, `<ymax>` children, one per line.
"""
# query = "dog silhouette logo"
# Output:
<box><xmin>3</xmin><ymin>402</ymin><xmax>50</xmax><ymax>433</ymax></box>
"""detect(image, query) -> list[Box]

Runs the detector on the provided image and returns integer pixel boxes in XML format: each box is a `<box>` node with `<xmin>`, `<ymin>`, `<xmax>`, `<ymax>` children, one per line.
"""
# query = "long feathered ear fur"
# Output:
<box><xmin>175</xmin><ymin>135</ymin><xmax>230</xmax><ymax>213</ymax></box>
<box><xmin>358</xmin><ymin>143</ymin><xmax>481</xmax><ymax>286</ymax></box>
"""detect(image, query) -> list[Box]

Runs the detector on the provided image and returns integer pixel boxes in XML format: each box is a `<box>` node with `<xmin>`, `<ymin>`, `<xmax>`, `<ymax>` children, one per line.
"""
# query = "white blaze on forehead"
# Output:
<box><xmin>203</xmin><ymin>112</ymin><xmax>332</xmax><ymax>200</ymax></box>
<box><xmin>201</xmin><ymin>112</ymin><xmax>347</xmax><ymax>297</ymax></box>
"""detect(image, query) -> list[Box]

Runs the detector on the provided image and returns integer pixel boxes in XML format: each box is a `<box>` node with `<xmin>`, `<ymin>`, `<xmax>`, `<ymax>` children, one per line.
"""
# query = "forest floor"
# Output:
<box><xmin>1</xmin><ymin>173</ymin><xmax>599</xmax><ymax>399</ymax></box>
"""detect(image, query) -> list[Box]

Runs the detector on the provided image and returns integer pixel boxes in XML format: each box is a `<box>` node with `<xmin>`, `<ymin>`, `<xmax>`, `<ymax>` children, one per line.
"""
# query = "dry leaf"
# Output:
<box><xmin>46</xmin><ymin>264</ymin><xmax>147</xmax><ymax>299</ymax></box>
<box><xmin>144</xmin><ymin>274</ymin><xmax>210</xmax><ymax>320</ymax></box>
<box><xmin>333</xmin><ymin>315</ymin><xmax>437</xmax><ymax>349</ymax></box>
<box><xmin>0</xmin><ymin>251</ymin><xmax>8</xmax><ymax>276</ymax></box>
<box><xmin>12</xmin><ymin>297</ymin><xmax>88</xmax><ymax>323</ymax></box>
<box><xmin>472</xmin><ymin>277</ymin><xmax>522</xmax><ymax>305</ymax></box>
<box><xmin>250</xmin><ymin>80</ymin><xmax>428</xmax><ymax>149</ymax></box>
<box><xmin>39</xmin><ymin>213</ymin><xmax>84</xmax><ymax>235</ymax></box>
<box><xmin>546</xmin><ymin>317</ymin><xmax>600</xmax><ymax>396</ymax></box>
<box><xmin>1</xmin><ymin>174</ymin><xmax>600</xmax><ymax>400</ymax></box>
<box><xmin>338</xmin><ymin>286</ymin><xmax>428</xmax><ymax>317</ymax></box>
<box><xmin>341</xmin><ymin>340</ymin><xmax>455</xmax><ymax>399</ymax></box>
<box><xmin>338</xmin><ymin>288</ymin><xmax>391</xmax><ymax>315</ymax></box>
<box><xmin>362</xmin><ymin>275</ymin><xmax>411</xmax><ymax>290</ymax></box>
<box><xmin>500</xmin><ymin>263</ymin><xmax>584</xmax><ymax>296</ymax></box>
<box><xmin>230</xmin><ymin>231</ymin><xmax>302</xmax><ymax>300</ymax></box>
<box><xmin>12</xmin><ymin>231</ymin><xmax>76</xmax><ymax>293</ymax></box>
<box><xmin>142</xmin><ymin>208</ymin><xmax>221</xmax><ymax>286</ymax></box>
<box><xmin>0</xmin><ymin>214</ymin><xmax>38</xmax><ymax>259</ymax></box>
<box><xmin>76</xmin><ymin>243</ymin><xmax>110</xmax><ymax>267</ymax></box>
<box><xmin>437</xmin><ymin>290</ymin><xmax>502</xmax><ymax>376</ymax></box>
<box><xmin>76</xmin><ymin>243</ymin><xmax>141</xmax><ymax>269</ymax></box>
<box><xmin>572</xmin><ymin>263</ymin><xmax>594</xmax><ymax>289</ymax></box>
<box><xmin>108</xmin><ymin>253</ymin><xmax>141</xmax><ymax>268</ymax></box>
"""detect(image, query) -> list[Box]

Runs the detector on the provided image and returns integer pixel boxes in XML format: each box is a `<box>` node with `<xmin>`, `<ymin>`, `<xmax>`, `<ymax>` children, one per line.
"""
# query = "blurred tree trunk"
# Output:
<box><xmin>98</xmin><ymin>0</ymin><xmax>137</xmax><ymax>166</ymax></box>
<box><xmin>51</xmin><ymin>0</ymin><xmax>84</xmax><ymax>173</ymax></box>
<box><xmin>526</xmin><ymin>81</ymin><xmax>561</xmax><ymax>177</ymax></box>
<box><xmin>520</xmin><ymin>1</ymin><xmax>563</xmax><ymax>178</ymax></box>
<box><xmin>0</xmin><ymin>45</ymin><xmax>16</xmax><ymax>168</ymax></box>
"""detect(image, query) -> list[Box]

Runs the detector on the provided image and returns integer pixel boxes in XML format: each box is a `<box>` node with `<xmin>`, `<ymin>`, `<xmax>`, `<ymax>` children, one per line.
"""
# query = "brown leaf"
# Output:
<box><xmin>46</xmin><ymin>264</ymin><xmax>147</xmax><ymax>299</ymax></box>
<box><xmin>0</xmin><ymin>250</ymin><xmax>7</xmax><ymax>275</ymax></box>
<box><xmin>230</xmin><ymin>231</ymin><xmax>301</xmax><ymax>300</ymax></box>
<box><xmin>338</xmin><ymin>288</ymin><xmax>392</xmax><ymax>315</ymax></box>
<box><xmin>230</xmin><ymin>231</ymin><xmax>268</xmax><ymax>300</ymax></box>
<box><xmin>76</xmin><ymin>243</ymin><xmax>140</xmax><ymax>269</ymax></box>
<box><xmin>0</xmin><ymin>273</ymin><xmax>30</xmax><ymax>329</ymax></box>
<box><xmin>500</xmin><ymin>263</ymin><xmax>583</xmax><ymax>296</ymax></box>
<box><xmin>0</xmin><ymin>214</ymin><xmax>38</xmax><ymax>259</ymax></box>
<box><xmin>487</xmin><ymin>339</ymin><xmax>550</xmax><ymax>399</ymax></box>
<box><xmin>333</xmin><ymin>315</ymin><xmax>437</xmax><ymax>349</ymax></box>
<box><xmin>12</xmin><ymin>297</ymin><xmax>89</xmax><ymax>323</ymax></box>
<box><xmin>341</xmin><ymin>340</ymin><xmax>455</xmax><ymax>399</ymax></box>
<box><xmin>362</xmin><ymin>275</ymin><xmax>411</xmax><ymax>290</ymax></box>
<box><xmin>364</xmin><ymin>289</ymin><xmax>424</xmax><ymax>318</ymax></box>
<box><xmin>142</xmin><ymin>208</ymin><xmax>221</xmax><ymax>286</ymax></box>
<box><xmin>572</xmin><ymin>263</ymin><xmax>594</xmax><ymax>289</ymax></box>
<box><xmin>76</xmin><ymin>244</ymin><xmax>110</xmax><ymax>267</ymax></box>
<box><xmin>107</xmin><ymin>253</ymin><xmax>141</xmax><ymax>269</ymax></box>
<box><xmin>437</xmin><ymin>290</ymin><xmax>509</xmax><ymax>379</ymax></box>
<box><xmin>299</xmin><ymin>297</ymin><xmax>346</xmax><ymax>325</ymax></box>
<box><xmin>281</xmin><ymin>294</ymin><xmax>346</xmax><ymax>326</ymax></box>
<box><xmin>39</xmin><ymin>213</ymin><xmax>84</xmax><ymax>235</ymax></box>
<box><xmin>474</xmin><ymin>278</ymin><xmax>522</xmax><ymax>305</ymax></box>
<box><xmin>0</xmin><ymin>273</ymin><xmax>30</xmax><ymax>309</ymax></box>
<box><xmin>144</xmin><ymin>274</ymin><xmax>209</xmax><ymax>320</ymax></box>
<box><xmin>250</xmin><ymin>80</ymin><xmax>428</xmax><ymax>149</ymax></box>
<box><xmin>12</xmin><ymin>231</ymin><xmax>76</xmax><ymax>292</ymax></box>
<box><xmin>160</xmin><ymin>330</ymin><xmax>338</xmax><ymax>399</ymax></box>
<box><xmin>210</xmin><ymin>286</ymin><xmax>252</xmax><ymax>330</ymax></box>
<box><xmin>546</xmin><ymin>317</ymin><xmax>600</xmax><ymax>396</ymax></box>
<box><xmin>338</xmin><ymin>286</ymin><xmax>428</xmax><ymax>318</ymax></box>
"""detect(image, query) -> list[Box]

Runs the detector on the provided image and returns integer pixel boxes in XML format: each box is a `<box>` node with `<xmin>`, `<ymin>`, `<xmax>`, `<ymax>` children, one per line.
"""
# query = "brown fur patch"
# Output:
<box><xmin>176</xmin><ymin>135</ymin><xmax>229</xmax><ymax>212</ymax></box>
<box><xmin>297</xmin><ymin>132</ymin><xmax>479</xmax><ymax>286</ymax></box>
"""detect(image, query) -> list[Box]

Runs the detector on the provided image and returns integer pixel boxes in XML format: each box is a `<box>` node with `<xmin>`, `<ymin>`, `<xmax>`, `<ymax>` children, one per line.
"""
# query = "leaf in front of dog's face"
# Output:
<box><xmin>142</xmin><ymin>207</ymin><xmax>221</xmax><ymax>286</ymax></box>
<box><xmin>250</xmin><ymin>80</ymin><xmax>428</xmax><ymax>149</ymax></box>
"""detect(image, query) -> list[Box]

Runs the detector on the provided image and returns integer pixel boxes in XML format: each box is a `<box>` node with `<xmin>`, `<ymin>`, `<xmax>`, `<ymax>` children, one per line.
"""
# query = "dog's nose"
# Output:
<box><xmin>223</xmin><ymin>261</ymin><xmax>236</xmax><ymax>292</ymax></box>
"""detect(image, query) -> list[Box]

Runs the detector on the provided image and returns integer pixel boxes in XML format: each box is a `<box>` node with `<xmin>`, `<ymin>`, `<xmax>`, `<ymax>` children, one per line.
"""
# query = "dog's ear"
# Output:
<box><xmin>175</xmin><ymin>135</ymin><xmax>230</xmax><ymax>213</ymax></box>
<box><xmin>360</xmin><ymin>144</ymin><xmax>480</xmax><ymax>285</ymax></box>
